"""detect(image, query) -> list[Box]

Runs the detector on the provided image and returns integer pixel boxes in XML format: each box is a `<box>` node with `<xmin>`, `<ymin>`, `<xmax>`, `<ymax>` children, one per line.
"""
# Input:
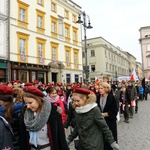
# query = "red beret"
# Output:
<box><xmin>0</xmin><ymin>85</ymin><xmax>14</xmax><ymax>95</ymax></box>
<box><xmin>56</xmin><ymin>83</ymin><xmax>63</xmax><ymax>87</ymax></box>
<box><xmin>23</xmin><ymin>86</ymin><xmax>44</xmax><ymax>97</ymax></box>
<box><xmin>33</xmin><ymin>80</ymin><xmax>39</xmax><ymax>85</ymax></box>
<box><xmin>67</xmin><ymin>83</ymin><xmax>72</xmax><ymax>87</ymax></box>
<box><xmin>14</xmin><ymin>80</ymin><xmax>21</xmax><ymax>83</ymax></box>
<box><xmin>58</xmin><ymin>90</ymin><xmax>63</xmax><ymax>96</ymax></box>
<box><xmin>24</xmin><ymin>82</ymin><xmax>33</xmax><ymax>86</ymax></box>
<box><xmin>72</xmin><ymin>87</ymin><xmax>93</xmax><ymax>95</ymax></box>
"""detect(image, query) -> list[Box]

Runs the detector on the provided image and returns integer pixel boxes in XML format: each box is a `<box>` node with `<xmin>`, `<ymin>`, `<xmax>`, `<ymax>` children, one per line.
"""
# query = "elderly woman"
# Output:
<box><xmin>97</xmin><ymin>82</ymin><xmax>119</xmax><ymax>150</ymax></box>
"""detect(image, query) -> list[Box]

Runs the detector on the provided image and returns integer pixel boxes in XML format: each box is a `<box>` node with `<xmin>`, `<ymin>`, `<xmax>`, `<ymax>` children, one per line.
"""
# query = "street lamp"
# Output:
<box><xmin>76</xmin><ymin>11</ymin><xmax>93</xmax><ymax>82</ymax></box>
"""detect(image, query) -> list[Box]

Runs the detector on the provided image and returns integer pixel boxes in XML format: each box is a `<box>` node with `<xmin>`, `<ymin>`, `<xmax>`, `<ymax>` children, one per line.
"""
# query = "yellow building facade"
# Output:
<box><xmin>10</xmin><ymin>0</ymin><xmax>83</xmax><ymax>83</ymax></box>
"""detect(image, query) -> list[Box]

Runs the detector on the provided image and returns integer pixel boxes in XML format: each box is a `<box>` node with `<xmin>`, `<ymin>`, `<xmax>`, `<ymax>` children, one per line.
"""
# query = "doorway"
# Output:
<box><xmin>52</xmin><ymin>72</ymin><xmax>57</xmax><ymax>83</ymax></box>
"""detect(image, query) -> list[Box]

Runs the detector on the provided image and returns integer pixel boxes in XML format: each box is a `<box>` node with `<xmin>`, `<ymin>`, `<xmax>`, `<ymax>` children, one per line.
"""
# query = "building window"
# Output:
<box><xmin>38</xmin><ymin>16</ymin><xmax>42</xmax><ymax>28</ymax></box>
<box><xmin>52</xmin><ymin>47</ymin><xmax>56</xmax><ymax>60</ymax></box>
<box><xmin>72</xmin><ymin>27</ymin><xmax>78</xmax><ymax>45</ymax></box>
<box><xmin>51</xmin><ymin>42</ymin><xmax>59</xmax><ymax>61</ymax></box>
<box><xmin>106</xmin><ymin>63</ymin><xmax>108</xmax><ymax>71</ymax></box>
<box><xmin>65</xmin><ymin>46</ymin><xmax>71</xmax><ymax>67</ymax></box>
<box><xmin>19</xmin><ymin>39</ymin><xmax>26</xmax><ymax>62</ymax></box>
<box><xmin>66</xmin><ymin>51</ymin><xmax>70</xmax><ymax>62</ymax></box>
<box><xmin>65</xmin><ymin>28</ymin><xmax>69</xmax><ymax>37</ymax></box>
<box><xmin>36</xmin><ymin>37</ymin><xmax>46</xmax><ymax>64</ymax></box>
<box><xmin>20</xmin><ymin>8</ymin><xmax>25</xmax><ymax>22</ymax></box>
<box><xmin>91</xmin><ymin>65</ymin><xmax>95</xmax><ymax>72</ymax></box>
<box><xmin>109</xmin><ymin>64</ymin><xmax>111</xmax><ymax>72</ymax></box>
<box><xmin>109</xmin><ymin>52</ymin><xmax>110</xmax><ymax>59</ymax></box>
<box><xmin>36</xmin><ymin>9</ymin><xmax>45</xmax><ymax>34</ymax></box>
<box><xmin>75</xmin><ymin>75</ymin><xmax>79</xmax><ymax>82</ymax></box>
<box><xmin>66</xmin><ymin>74</ymin><xmax>71</xmax><ymax>83</ymax></box>
<box><xmin>19</xmin><ymin>70</ymin><xmax>27</xmax><ymax>83</ymax></box>
<box><xmin>51</xmin><ymin>2</ymin><xmax>56</xmax><ymax>12</ymax></box>
<box><xmin>91</xmin><ymin>50</ymin><xmax>95</xmax><ymax>57</ymax></box>
<box><xmin>105</xmin><ymin>50</ymin><xmax>107</xmax><ymax>57</ymax></box>
<box><xmin>37</xmin><ymin>0</ymin><xmax>44</xmax><ymax>6</ymax></box>
<box><xmin>64</xmin><ymin>23</ymin><xmax>70</xmax><ymax>42</ymax></box>
<box><xmin>18</xmin><ymin>1</ymin><xmax>29</xmax><ymax>28</ymax></box>
<box><xmin>51</xmin><ymin>16</ymin><xmax>58</xmax><ymax>38</ymax></box>
<box><xmin>58</xmin><ymin>19</ymin><xmax>63</xmax><ymax>37</ymax></box>
<box><xmin>72</xmin><ymin>14</ymin><xmax>76</xmax><ymax>23</ymax></box>
<box><xmin>17</xmin><ymin>32</ymin><xmax>29</xmax><ymax>62</ymax></box>
<box><xmin>73</xmin><ymin>49</ymin><xmax>79</xmax><ymax>69</ymax></box>
<box><xmin>64</xmin><ymin>9</ymin><xmax>69</xmax><ymax>19</ymax></box>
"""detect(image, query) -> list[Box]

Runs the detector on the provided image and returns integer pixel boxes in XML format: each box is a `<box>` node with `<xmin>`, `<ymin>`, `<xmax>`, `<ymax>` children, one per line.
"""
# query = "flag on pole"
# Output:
<box><xmin>94</xmin><ymin>76</ymin><xmax>100</xmax><ymax>84</ymax></box>
<box><xmin>130</xmin><ymin>69</ymin><xmax>136</xmax><ymax>81</ymax></box>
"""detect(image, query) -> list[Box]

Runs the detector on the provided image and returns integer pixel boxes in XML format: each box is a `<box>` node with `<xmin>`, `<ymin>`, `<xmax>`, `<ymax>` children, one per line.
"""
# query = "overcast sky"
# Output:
<box><xmin>73</xmin><ymin>0</ymin><xmax>150</xmax><ymax>62</ymax></box>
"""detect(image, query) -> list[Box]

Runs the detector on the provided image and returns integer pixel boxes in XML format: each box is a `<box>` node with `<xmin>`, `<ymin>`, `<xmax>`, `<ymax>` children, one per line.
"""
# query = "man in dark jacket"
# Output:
<box><xmin>0</xmin><ymin>116</ymin><xmax>14</xmax><ymax>150</ymax></box>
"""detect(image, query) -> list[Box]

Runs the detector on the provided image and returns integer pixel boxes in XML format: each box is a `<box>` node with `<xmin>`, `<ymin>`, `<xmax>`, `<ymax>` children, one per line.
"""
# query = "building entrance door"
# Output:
<box><xmin>52</xmin><ymin>73</ymin><xmax>57</xmax><ymax>83</ymax></box>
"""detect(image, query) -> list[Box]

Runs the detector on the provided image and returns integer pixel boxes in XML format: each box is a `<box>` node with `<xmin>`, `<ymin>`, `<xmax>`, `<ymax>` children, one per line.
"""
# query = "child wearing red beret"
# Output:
<box><xmin>67</xmin><ymin>87</ymin><xmax>119</xmax><ymax>150</ymax></box>
<box><xmin>23</xmin><ymin>86</ymin><xmax>69</xmax><ymax>150</ymax></box>
<box><xmin>46</xmin><ymin>87</ymin><xmax>67</xmax><ymax>125</ymax></box>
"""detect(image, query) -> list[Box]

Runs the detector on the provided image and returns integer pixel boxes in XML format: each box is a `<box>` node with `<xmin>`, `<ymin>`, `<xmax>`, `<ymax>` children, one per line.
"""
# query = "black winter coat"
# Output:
<box><xmin>97</xmin><ymin>93</ymin><xmax>118</xmax><ymax>150</ymax></box>
<box><xmin>0</xmin><ymin>116</ymin><xmax>14</xmax><ymax>150</ymax></box>
<box><xmin>48</xmin><ymin>104</ymin><xmax>69</xmax><ymax>150</ymax></box>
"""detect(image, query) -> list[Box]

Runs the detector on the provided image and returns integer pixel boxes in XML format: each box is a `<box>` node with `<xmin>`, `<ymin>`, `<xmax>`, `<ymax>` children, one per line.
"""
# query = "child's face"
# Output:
<box><xmin>48</xmin><ymin>90</ymin><xmax>57</xmax><ymax>99</ymax></box>
<box><xmin>72</xmin><ymin>94</ymin><xmax>85</xmax><ymax>107</ymax></box>
<box><xmin>24</xmin><ymin>97</ymin><xmax>40</xmax><ymax>112</ymax></box>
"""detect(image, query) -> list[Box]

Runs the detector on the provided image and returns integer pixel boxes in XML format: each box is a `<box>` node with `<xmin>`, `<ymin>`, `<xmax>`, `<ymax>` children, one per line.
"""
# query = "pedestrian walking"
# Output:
<box><xmin>67</xmin><ymin>87</ymin><xmax>119</xmax><ymax>150</ymax></box>
<box><xmin>97</xmin><ymin>82</ymin><xmax>119</xmax><ymax>150</ymax></box>
<box><xmin>120</xmin><ymin>83</ymin><xmax>130</xmax><ymax>123</ymax></box>
<box><xmin>126</xmin><ymin>80</ymin><xmax>137</xmax><ymax>118</ymax></box>
<box><xmin>23</xmin><ymin>86</ymin><xmax>69</xmax><ymax>150</ymax></box>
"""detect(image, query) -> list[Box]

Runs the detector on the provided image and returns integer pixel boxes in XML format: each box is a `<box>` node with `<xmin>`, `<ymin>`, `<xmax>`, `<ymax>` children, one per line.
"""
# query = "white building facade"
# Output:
<box><xmin>0</xmin><ymin>0</ymin><xmax>9</xmax><ymax>82</ymax></box>
<box><xmin>82</xmin><ymin>37</ymin><xmax>130</xmax><ymax>82</ymax></box>
<box><xmin>9</xmin><ymin>0</ymin><xmax>83</xmax><ymax>83</ymax></box>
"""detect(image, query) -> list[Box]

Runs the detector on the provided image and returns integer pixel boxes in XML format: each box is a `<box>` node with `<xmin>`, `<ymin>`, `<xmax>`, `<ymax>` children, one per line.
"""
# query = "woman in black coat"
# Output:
<box><xmin>96</xmin><ymin>82</ymin><xmax>119</xmax><ymax>150</ymax></box>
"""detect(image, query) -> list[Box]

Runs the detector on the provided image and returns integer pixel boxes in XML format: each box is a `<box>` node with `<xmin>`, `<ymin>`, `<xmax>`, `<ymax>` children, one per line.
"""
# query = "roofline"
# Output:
<box><xmin>70</xmin><ymin>0</ymin><xmax>82</xmax><ymax>8</ymax></box>
<box><xmin>139</xmin><ymin>26</ymin><xmax>150</xmax><ymax>31</ymax></box>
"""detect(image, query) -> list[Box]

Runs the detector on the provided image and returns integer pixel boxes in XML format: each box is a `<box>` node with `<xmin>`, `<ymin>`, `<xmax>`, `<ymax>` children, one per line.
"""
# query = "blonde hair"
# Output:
<box><xmin>99</xmin><ymin>82</ymin><xmax>111</xmax><ymax>93</ymax></box>
<box><xmin>72</xmin><ymin>92</ymin><xmax>96</xmax><ymax>108</ymax></box>
<box><xmin>13</xmin><ymin>88</ymin><xmax>23</xmax><ymax>103</ymax></box>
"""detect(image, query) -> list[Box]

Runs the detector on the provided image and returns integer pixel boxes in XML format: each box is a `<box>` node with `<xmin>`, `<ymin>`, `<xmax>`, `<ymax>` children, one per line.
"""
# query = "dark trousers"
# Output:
<box><xmin>123</xmin><ymin>103</ymin><xmax>130</xmax><ymax>120</ymax></box>
<box><xmin>144</xmin><ymin>93</ymin><xmax>148</xmax><ymax>100</ymax></box>
<box><xmin>135</xmin><ymin>99</ymin><xmax>138</xmax><ymax>112</ymax></box>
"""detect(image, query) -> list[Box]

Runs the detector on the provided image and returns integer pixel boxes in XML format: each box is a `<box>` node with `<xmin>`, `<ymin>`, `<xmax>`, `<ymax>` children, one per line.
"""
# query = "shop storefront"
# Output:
<box><xmin>0</xmin><ymin>60</ymin><xmax>8</xmax><ymax>82</ymax></box>
<box><xmin>10</xmin><ymin>62</ymin><xmax>49</xmax><ymax>84</ymax></box>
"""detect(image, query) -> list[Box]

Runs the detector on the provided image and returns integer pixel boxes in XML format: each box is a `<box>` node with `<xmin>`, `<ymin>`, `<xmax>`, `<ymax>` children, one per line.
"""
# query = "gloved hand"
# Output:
<box><xmin>111</xmin><ymin>141</ymin><xmax>119</xmax><ymax>150</ymax></box>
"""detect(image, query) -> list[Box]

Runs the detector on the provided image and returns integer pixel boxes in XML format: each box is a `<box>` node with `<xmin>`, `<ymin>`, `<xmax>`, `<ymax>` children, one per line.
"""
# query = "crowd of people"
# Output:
<box><xmin>0</xmin><ymin>76</ymin><xmax>148</xmax><ymax>150</ymax></box>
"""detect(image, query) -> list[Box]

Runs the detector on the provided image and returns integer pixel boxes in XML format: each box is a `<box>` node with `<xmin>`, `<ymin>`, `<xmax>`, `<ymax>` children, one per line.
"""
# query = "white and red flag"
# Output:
<box><xmin>130</xmin><ymin>69</ymin><xmax>137</xmax><ymax>81</ymax></box>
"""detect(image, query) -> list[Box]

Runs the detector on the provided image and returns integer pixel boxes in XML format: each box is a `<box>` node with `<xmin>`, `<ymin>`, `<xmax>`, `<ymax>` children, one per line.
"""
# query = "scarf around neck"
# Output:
<box><xmin>75</xmin><ymin>103</ymin><xmax>97</xmax><ymax>114</ymax></box>
<box><xmin>46</xmin><ymin>95</ymin><xmax>59</xmax><ymax>103</ymax></box>
<box><xmin>24</xmin><ymin>98</ymin><xmax>51</xmax><ymax>131</ymax></box>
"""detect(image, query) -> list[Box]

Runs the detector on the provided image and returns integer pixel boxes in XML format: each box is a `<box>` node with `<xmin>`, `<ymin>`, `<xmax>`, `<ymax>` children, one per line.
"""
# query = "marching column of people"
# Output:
<box><xmin>0</xmin><ymin>78</ymin><xmax>149</xmax><ymax>150</ymax></box>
